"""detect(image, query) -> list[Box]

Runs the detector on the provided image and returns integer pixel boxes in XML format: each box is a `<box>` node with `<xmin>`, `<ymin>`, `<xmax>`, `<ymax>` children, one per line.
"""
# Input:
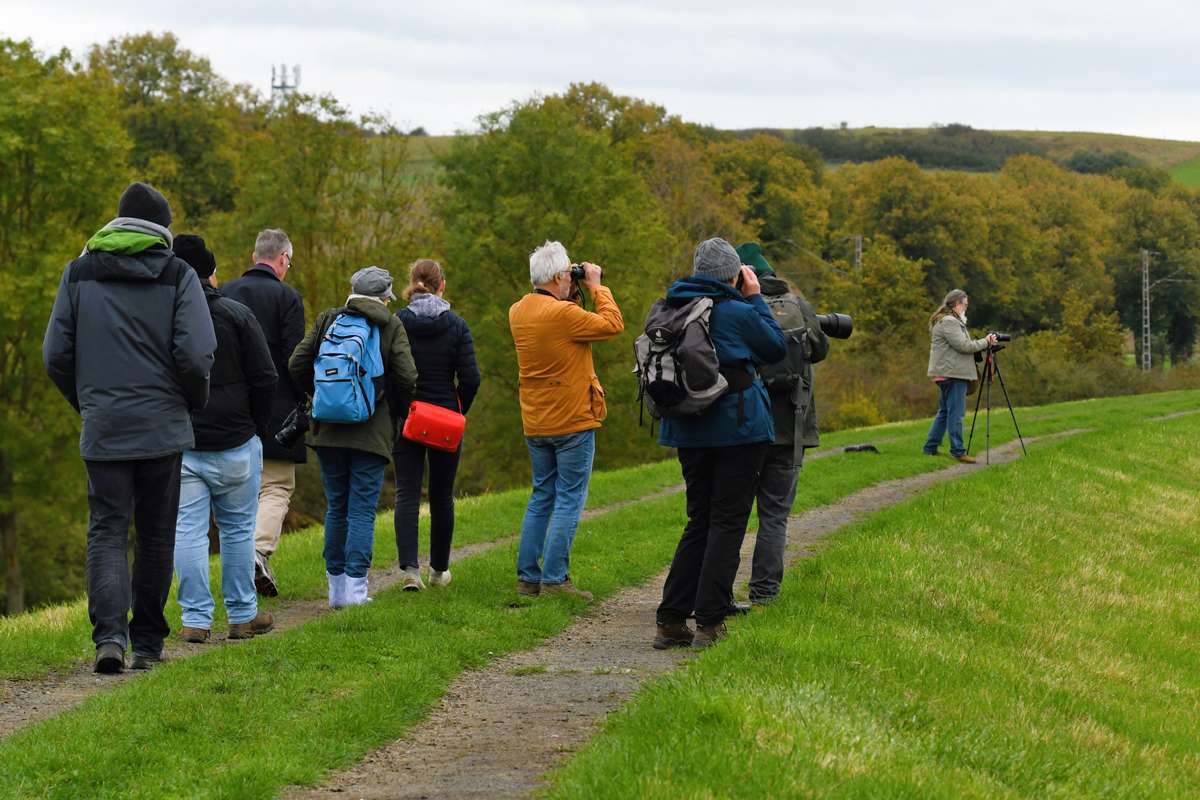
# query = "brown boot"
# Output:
<box><xmin>652</xmin><ymin>621</ymin><xmax>694</xmax><ymax>650</ymax></box>
<box><xmin>228</xmin><ymin>611</ymin><xmax>274</xmax><ymax>640</ymax></box>
<box><xmin>180</xmin><ymin>626</ymin><xmax>210</xmax><ymax>643</ymax></box>
<box><xmin>693</xmin><ymin>622</ymin><xmax>727</xmax><ymax>649</ymax></box>
<box><xmin>517</xmin><ymin>580</ymin><xmax>542</xmax><ymax>597</ymax></box>
<box><xmin>541</xmin><ymin>578</ymin><xmax>593</xmax><ymax>601</ymax></box>
<box><xmin>953</xmin><ymin>453</ymin><xmax>977</xmax><ymax>464</ymax></box>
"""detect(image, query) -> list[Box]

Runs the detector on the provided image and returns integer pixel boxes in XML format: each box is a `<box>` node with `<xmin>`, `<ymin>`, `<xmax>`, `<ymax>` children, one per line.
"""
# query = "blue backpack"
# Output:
<box><xmin>311</xmin><ymin>312</ymin><xmax>384</xmax><ymax>424</ymax></box>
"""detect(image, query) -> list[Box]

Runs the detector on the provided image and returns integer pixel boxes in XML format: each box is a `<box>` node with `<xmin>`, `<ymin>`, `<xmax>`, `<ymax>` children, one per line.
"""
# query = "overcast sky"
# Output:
<box><xmin>4</xmin><ymin>0</ymin><xmax>1199</xmax><ymax>139</ymax></box>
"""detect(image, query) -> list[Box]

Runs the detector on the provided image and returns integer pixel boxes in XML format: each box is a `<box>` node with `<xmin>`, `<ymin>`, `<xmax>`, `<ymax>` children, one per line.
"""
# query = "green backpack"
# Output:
<box><xmin>759</xmin><ymin>293</ymin><xmax>811</xmax><ymax>394</ymax></box>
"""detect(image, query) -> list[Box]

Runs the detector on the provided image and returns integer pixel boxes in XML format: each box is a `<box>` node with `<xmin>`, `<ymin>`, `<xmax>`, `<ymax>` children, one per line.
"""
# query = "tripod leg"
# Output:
<box><xmin>991</xmin><ymin>357</ymin><xmax>1027</xmax><ymax>456</ymax></box>
<box><xmin>985</xmin><ymin>361</ymin><xmax>992</xmax><ymax>465</ymax></box>
<box><xmin>966</xmin><ymin>364</ymin><xmax>986</xmax><ymax>453</ymax></box>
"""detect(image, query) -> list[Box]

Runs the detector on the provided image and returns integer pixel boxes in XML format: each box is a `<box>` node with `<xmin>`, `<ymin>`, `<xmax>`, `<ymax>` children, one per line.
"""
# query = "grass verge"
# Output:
<box><xmin>544</xmin><ymin>415</ymin><xmax>1200</xmax><ymax>799</ymax></box>
<box><xmin>2</xmin><ymin>389</ymin><xmax>1194</xmax><ymax>681</ymax></box>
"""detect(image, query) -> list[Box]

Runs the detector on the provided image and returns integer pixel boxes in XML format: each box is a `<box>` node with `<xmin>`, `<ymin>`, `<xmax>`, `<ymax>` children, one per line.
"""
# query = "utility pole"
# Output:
<box><xmin>1142</xmin><ymin>248</ymin><xmax>1152</xmax><ymax>372</ymax></box>
<box><xmin>852</xmin><ymin>234</ymin><xmax>863</xmax><ymax>272</ymax></box>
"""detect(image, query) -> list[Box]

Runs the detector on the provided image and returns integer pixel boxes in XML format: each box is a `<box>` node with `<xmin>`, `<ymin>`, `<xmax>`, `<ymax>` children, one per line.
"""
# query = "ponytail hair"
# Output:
<box><xmin>929</xmin><ymin>289</ymin><xmax>968</xmax><ymax>328</ymax></box>
<box><xmin>402</xmin><ymin>258</ymin><xmax>445</xmax><ymax>301</ymax></box>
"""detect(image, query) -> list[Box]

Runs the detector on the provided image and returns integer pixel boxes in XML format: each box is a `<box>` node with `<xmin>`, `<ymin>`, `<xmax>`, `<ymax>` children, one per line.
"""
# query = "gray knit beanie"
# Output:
<box><xmin>693</xmin><ymin>237</ymin><xmax>741</xmax><ymax>282</ymax></box>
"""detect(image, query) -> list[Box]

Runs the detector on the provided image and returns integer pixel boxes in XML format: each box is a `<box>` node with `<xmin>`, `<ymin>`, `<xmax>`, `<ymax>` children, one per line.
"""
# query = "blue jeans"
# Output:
<box><xmin>924</xmin><ymin>378</ymin><xmax>969</xmax><ymax>456</ymax></box>
<box><xmin>174</xmin><ymin>436</ymin><xmax>262</xmax><ymax>628</ymax></box>
<box><xmin>316</xmin><ymin>447</ymin><xmax>389</xmax><ymax>578</ymax></box>
<box><xmin>516</xmin><ymin>430</ymin><xmax>596</xmax><ymax>585</ymax></box>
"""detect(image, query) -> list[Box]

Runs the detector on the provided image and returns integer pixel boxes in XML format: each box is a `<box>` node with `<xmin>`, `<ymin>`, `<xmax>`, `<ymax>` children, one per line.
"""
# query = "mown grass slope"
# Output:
<box><xmin>547</xmin><ymin>413</ymin><xmax>1200</xmax><ymax>799</ymax></box>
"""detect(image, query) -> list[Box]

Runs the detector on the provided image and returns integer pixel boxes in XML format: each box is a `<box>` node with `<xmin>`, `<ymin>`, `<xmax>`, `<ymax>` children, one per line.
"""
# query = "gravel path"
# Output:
<box><xmin>283</xmin><ymin>431</ymin><xmax>1085</xmax><ymax>800</ymax></box>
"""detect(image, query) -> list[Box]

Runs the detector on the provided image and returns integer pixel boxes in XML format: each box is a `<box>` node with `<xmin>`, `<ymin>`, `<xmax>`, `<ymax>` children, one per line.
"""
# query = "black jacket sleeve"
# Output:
<box><xmin>385</xmin><ymin>319</ymin><xmax>418</xmax><ymax>415</ymax></box>
<box><xmin>173</xmin><ymin>266</ymin><xmax>218</xmax><ymax>411</ymax></box>
<box><xmin>280</xmin><ymin>291</ymin><xmax>306</xmax><ymax>397</ymax></box>
<box><xmin>43</xmin><ymin>264</ymin><xmax>80</xmax><ymax>411</ymax></box>
<box><xmin>239</xmin><ymin>309</ymin><xmax>279</xmax><ymax>438</ymax></box>
<box><xmin>454</xmin><ymin>317</ymin><xmax>482</xmax><ymax>414</ymax></box>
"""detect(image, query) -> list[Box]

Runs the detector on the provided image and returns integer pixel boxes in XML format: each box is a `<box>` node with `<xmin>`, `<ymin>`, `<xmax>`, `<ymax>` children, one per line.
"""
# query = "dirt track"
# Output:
<box><xmin>284</xmin><ymin>431</ymin><xmax>1085</xmax><ymax>800</ymax></box>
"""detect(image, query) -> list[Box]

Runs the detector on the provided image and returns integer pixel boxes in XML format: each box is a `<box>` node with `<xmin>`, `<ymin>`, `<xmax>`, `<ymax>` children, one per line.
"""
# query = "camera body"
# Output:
<box><xmin>569</xmin><ymin>264</ymin><xmax>587</xmax><ymax>281</ymax></box>
<box><xmin>275</xmin><ymin>403</ymin><xmax>310</xmax><ymax>449</ymax></box>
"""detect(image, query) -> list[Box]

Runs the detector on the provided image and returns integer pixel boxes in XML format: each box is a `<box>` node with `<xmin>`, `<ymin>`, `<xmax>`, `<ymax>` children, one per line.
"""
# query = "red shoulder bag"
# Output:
<box><xmin>402</xmin><ymin>400</ymin><xmax>466</xmax><ymax>452</ymax></box>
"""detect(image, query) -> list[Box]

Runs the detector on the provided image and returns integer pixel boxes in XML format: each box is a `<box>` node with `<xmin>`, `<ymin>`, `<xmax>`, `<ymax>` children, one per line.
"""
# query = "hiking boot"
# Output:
<box><xmin>516</xmin><ymin>580</ymin><xmax>542</xmax><ymax>597</ymax></box>
<box><xmin>541</xmin><ymin>578</ymin><xmax>593</xmax><ymax>601</ymax></box>
<box><xmin>180</xmin><ymin>626</ymin><xmax>210</xmax><ymax>643</ymax></box>
<box><xmin>228</xmin><ymin>611</ymin><xmax>275</xmax><ymax>639</ymax></box>
<box><xmin>429</xmin><ymin>569</ymin><xmax>452</xmax><ymax>588</ymax></box>
<box><xmin>692</xmin><ymin>622</ymin><xmax>727</xmax><ymax>649</ymax></box>
<box><xmin>401</xmin><ymin>566</ymin><xmax>425</xmax><ymax>591</ymax></box>
<box><xmin>94</xmin><ymin>642</ymin><xmax>125</xmax><ymax>674</ymax></box>
<box><xmin>952</xmin><ymin>453</ymin><xmax>977</xmax><ymax>464</ymax></box>
<box><xmin>652</xmin><ymin>621</ymin><xmax>694</xmax><ymax>650</ymax></box>
<box><xmin>254</xmin><ymin>551</ymin><xmax>279</xmax><ymax>598</ymax></box>
<box><xmin>130</xmin><ymin>652</ymin><xmax>161</xmax><ymax>670</ymax></box>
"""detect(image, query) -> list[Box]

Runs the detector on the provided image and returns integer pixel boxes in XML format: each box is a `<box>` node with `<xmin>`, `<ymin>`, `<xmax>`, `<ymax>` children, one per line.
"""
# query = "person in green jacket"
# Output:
<box><xmin>289</xmin><ymin>267</ymin><xmax>418</xmax><ymax>606</ymax></box>
<box><xmin>923</xmin><ymin>289</ymin><xmax>997</xmax><ymax>463</ymax></box>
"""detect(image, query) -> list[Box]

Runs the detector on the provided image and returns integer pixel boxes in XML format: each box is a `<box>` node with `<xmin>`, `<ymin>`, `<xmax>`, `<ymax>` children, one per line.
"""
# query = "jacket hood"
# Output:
<box><xmin>665</xmin><ymin>274</ymin><xmax>744</xmax><ymax>304</ymax></box>
<box><xmin>84</xmin><ymin>247</ymin><xmax>175</xmax><ymax>281</ymax></box>
<box><xmin>399</xmin><ymin>293</ymin><xmax>453</xmax><ymax>337</ymax></box>
<box><xmin>346</xmin><ymin>296</ymin><xmax>394</xmax><ymax>325</ymax></box>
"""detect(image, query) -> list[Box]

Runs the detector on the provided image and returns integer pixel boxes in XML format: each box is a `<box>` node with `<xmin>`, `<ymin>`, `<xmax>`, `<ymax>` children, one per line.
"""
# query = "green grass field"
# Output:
<box><xmin>1</xmin><ymin>390</ymin><xmax>1196</xmax><ymax>799</ymax></box>
<box><xmin>545</xmin><ymin>413</ymin><xmax>1200</xmax><ymax>799</ymax></box>
<box><xmin>1169</xmin><ymin>154</ymin><xmax>1200</xmax><ymax>188</ymax></box>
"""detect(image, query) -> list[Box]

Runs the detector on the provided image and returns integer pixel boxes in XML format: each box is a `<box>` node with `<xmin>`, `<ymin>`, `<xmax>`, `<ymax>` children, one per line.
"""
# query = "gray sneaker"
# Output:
<box><xmin>254</xmin><ymin>551</ymin><xmax>278</xmax><ymax>597</ymax></box>
<box><xmin>401</xmin><ymin>566</ymin><xmax>425</xmax><ymax>591</ymax></box>
<box><xmin>94</xmin><ymin>642</ymin><xmax>125</xmax><ymax>674</ymax></box>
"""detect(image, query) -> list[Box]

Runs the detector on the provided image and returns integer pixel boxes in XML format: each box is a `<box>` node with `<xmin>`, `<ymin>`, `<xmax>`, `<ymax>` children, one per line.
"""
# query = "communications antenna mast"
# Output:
<box><xmin>271</xmin><ymin>64</ymin><xmax>301</xmax><ymax>104</ymax></box>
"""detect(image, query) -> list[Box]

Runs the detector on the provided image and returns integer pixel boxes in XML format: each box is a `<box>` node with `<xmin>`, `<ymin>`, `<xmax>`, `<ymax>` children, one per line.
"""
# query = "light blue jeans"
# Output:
<box><xmin>174</xmin><ymin>436</ymin><xmax>262</xmax><ymax>628</ymax></box>
<box><xmin>924</xmin><ymin>378</ymin><xmax>969</xmax><ymax>456</ymax></box>
<box><xmin>516</xmin><ymin>430</ymin><xmax>596</xmax><ymax>585</ymax></box>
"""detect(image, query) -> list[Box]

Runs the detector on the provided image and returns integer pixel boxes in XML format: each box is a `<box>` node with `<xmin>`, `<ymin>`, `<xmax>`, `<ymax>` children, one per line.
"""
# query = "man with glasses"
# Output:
<box><xmin>222</xmin><ymin>229</ymin><xmax>306</xmax><ymax>597</ymax></box>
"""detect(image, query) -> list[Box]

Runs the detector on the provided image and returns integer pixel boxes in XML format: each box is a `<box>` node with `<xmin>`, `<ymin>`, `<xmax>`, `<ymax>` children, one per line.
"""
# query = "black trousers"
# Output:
<box><xmin>393</xmin><ymin>437</ymin><xmax>462</xmax><ymax>572</ymax></box>
<box><xmin>84</xmin><ymin>453</ymin><xmax>183</xmax><ymax>656</ymax></box>
<box><xmin>657</xmin><ymin>442</ymin><xmax>768</xmax><ymax>627</ymax></box>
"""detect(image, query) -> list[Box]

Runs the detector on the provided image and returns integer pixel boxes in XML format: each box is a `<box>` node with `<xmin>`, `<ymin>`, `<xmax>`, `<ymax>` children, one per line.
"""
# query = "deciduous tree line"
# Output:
<box><xmin>2</xmin><ymin>33</ymin><xmax>1196</xmax><ymax>612</ymax></box>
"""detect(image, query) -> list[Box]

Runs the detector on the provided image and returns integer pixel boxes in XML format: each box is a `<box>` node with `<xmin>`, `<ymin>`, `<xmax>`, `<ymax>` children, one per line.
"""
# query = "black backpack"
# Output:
<box><xmin>634</xmin><ymin>297</ymin><xmax>727</xmax><ymax>421</ymax></box>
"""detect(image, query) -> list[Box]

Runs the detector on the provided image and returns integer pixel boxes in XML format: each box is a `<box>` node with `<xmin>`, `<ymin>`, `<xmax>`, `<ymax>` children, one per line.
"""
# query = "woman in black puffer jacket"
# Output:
<box><xmin>393</xmin><ymin>259</ymin><xmax>481</xmax><ymax>590</ymax></box>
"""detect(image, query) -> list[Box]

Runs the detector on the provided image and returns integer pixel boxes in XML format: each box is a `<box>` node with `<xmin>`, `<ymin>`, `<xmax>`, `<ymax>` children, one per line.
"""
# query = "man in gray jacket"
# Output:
<box><xmin>43</xmin><ymin>182</ymin><xmax>216</xmax><ymax>674</ymax></box>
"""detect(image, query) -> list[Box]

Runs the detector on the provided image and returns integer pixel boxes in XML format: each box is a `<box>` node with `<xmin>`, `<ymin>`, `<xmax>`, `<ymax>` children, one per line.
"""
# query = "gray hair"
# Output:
<box><xmin>529</xmin><ymin>240</ymin><xmax>569</xmax><ymax>286</ymax></box>
<box><xmin>930</xmin><ymin>288</ymin><xmax>969</xmax><ymax>327</ymax></box>
<box><xmin>253</xmin><ymin>229</ymin><xmax>293</xmax><ymax>263</ymax></box>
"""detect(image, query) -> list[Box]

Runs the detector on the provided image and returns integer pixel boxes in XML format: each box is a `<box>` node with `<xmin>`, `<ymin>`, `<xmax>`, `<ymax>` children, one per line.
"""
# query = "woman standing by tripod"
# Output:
<box><xmin>923</xmin><ymin>289</ymin><xmax>997</xmax><ymax>463</ymax></box>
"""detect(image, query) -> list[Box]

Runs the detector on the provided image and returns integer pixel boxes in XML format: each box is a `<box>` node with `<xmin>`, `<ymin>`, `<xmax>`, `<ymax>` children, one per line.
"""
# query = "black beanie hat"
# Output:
<box><xmin>117</xmin><ymin>182</ymin><xmax>172</xmax><ymax>228</ymax></box>
<box><xmin>174</xmin><ymin>234</ymin><xmax>216</xmax><ymax>279</ymax></box>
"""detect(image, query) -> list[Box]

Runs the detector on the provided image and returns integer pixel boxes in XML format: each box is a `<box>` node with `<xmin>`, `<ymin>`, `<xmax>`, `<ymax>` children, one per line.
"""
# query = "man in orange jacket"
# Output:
<box><xmin>509</xmin><ymin>240</ymin><xmax>624</xmax><ymax>600</ymax></box>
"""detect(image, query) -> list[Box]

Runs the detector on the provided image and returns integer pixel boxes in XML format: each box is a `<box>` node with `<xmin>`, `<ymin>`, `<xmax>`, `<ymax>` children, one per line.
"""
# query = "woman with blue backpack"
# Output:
<box><xmin>289</xmin><ymin>267</ymin><xmax>418</xmax><ymax>607</ymax></box>
<box><xmin>393</xmin><ymin>259</ymin><xmax>481</xmax><ymax>591</ymax></box>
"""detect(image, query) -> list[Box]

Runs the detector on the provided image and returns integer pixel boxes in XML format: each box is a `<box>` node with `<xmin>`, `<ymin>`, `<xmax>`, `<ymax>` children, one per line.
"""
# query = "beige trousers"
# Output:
<box><xmin>255</xmin><ymin>459</ymin><xmax>296</xmax><ymax>557</ymax></box>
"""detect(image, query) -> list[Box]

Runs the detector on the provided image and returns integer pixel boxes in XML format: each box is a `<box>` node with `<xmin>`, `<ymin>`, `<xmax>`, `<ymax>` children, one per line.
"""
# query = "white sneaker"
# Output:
<box><xmin>429</xmin><ymin>569</ymin><xmax>452</xmax><ymax>588</ymax></box>
<box><xmin>345</xmin><ymin>575</ymin><xmax>372</xmax><ymax>606</ymax></box>
<box><xmin>326</xmin><ymin>572</ymin><xmax>347</xmax><ymax>609</ymax></box>
<box><xmin>401</xmin><ymin>566</ymin><xmax>425</xmax><ymax>591</ymax></box>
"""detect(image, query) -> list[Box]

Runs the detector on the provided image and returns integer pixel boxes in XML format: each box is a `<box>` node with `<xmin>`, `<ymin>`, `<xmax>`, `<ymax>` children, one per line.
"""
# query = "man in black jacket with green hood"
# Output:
<box><xmin>735</xmin><ymin>242</ymin><xmax>828</xmax><ymax>606</ymax></box>
<box><xmin>43</xmin><ymin>182</ymin><xmax>216</xmax><ymax>673</ymax></box>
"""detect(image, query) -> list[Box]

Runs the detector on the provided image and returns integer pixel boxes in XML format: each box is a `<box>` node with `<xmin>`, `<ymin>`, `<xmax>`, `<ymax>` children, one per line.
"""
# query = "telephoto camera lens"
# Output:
<box><xmin>817</xmin><ymin>312</ymin><xmax>853</xmax><ymax>339</ymax></box>
<box><xmin>992</xmin><ymin>331</ymin><xmax>1013</xmax><ymax>342</ymax></box>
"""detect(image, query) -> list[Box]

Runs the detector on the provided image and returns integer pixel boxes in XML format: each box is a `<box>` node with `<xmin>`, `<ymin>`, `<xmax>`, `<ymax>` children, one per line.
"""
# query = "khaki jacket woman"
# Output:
<box><xmin>923</xmin><ymin>290</ymin><xmax>997</xmax><ymax>462</ymax></box>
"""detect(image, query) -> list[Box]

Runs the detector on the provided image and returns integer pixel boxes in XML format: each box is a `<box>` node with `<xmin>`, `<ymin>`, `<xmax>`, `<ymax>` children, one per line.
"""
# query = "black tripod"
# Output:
<box><xmin>966</xmin><ymin>346</ymin><xmax>1027</xmax><ymax>464</ymax></box>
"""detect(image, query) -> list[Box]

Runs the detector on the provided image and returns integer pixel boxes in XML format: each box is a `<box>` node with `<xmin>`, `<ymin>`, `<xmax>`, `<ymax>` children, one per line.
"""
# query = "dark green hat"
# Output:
<box><xmin>736</xmin><ymin>242</ymin><xmax>774</xmax><ymax>277</ymax></box>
